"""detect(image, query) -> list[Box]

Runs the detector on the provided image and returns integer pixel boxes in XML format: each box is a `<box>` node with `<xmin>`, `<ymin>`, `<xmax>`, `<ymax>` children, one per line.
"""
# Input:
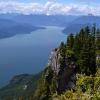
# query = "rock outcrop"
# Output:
<box><xmin>48</xmin><ymin>48</ymin><xmax>61</xmax><ymax>75</ymax></box>
<box><xmin>48</xmin><ymin>48</ymin><xmax>76</xmax><ymax>93</ymax></box>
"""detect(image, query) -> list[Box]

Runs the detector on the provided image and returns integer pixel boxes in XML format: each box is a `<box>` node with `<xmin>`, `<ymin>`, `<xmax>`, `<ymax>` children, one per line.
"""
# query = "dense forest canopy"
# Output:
<box><xmin>59</xmin><ymin>25</ymin><xmax>99</xmax><ymax>76</ymax></box>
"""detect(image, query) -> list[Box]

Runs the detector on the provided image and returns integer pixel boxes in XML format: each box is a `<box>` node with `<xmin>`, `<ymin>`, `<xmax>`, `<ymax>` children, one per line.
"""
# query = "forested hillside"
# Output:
<box><xmin>33</xmin><ymin>25</ymin><xmax>100</xmax><ymax>100</ymax></box>
<box><xmin>0</xmin><ymin>25</ymin><xmax>100</xmax><ymax>100</ymax></box>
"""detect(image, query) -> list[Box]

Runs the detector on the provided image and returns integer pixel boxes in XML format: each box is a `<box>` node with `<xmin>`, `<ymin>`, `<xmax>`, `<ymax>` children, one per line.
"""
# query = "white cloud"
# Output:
<box><xmin>0</xmin><ymin>1</ymin><xmax>99</xmax><ymax>16</ymax></box>
<box><xmin>0</xmin><ymin>0</ymin><xmax>15</xmax><ymax>1</ymax></box>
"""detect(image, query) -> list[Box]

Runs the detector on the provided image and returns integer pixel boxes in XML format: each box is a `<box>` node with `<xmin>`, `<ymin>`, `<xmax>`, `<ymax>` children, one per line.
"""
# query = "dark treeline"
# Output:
<box><xmin>62</xmin><ymin>25</ymin><xmax>99</xmax><ymax>75</ymax></box>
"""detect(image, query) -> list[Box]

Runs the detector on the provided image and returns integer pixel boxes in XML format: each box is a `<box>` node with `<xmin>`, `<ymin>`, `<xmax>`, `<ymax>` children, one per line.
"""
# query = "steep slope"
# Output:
<box><xmin>34</xmin><ymin>47</ymin><xmax>76</xmax><ymax>100</ymax></box>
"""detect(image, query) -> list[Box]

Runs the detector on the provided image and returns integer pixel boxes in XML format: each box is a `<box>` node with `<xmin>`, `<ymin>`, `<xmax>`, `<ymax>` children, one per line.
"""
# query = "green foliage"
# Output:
<box><xmin>63</xmin><ymin>26</ymin><xmax>97</xmax><ymax>75</ymax></box>
<box><xmin>96</xmin><ymin>29</ymin><xmax>100</xmax><ymax>50</ymax></box>
<box><xmin>66</xmin><ymin>49</ymin><xmax>75</xmax><ymax>58</ymax></box>
<box><xmin>59</xmin><ymin>42</ymin><xmax>66</xmax><ymax>57</ymax></box>
<box><xmin>74</xmin><ymin>26</ymin><xmax>97</xmax><ymax>75</ymax></box>
<box><xmin>59</xmin><ymin>26</ymin><xmax>97</xmax><ymax>75</ymax></box>
<box><xmin>52</xmin><ymin>68</ymin><xmax>100</xmax><ymax>100</ymax></box>
<box><xmin>96</xmin><ymin>50</ymin><xmax>100</xmax><ymax>68</ymax></box>
<box><xmin>0</xmin><ymin>73</ymin><xmax>42</xmax><ymax>100</ymax></box>
<box><xmin>66</xmin><ymin>33</ymin><xmax>75</xmax><ymax>50</ymax></box>
<box><xmin>59</xmin><ymin>42</ymin><xmax>66</xmax><ymax>69</ymax></box>
<box><xmin>34</xmin><ymin>65</ymin><xmax>57</xmax><ymax>100</ymax></box>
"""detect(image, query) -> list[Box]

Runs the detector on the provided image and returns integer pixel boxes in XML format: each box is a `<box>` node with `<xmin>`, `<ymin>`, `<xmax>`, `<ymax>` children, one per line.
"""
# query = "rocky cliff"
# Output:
<box><xmin>48</xmin><ymin>48</ymin><xmax>76</xmax><ymax>93</ymax></box>
<box><xmin>48</xmin><ymin>48</ymin><xmax>61</xmax><ymax>75</ymax></box>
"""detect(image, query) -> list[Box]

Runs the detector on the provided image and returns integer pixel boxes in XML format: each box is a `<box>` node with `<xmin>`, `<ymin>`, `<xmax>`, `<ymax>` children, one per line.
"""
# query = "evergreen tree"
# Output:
<box><xmin>74</xmin><ymin>29</ymin><xmax>85</xmax><ymax>58</ymax></box>
<box><xmin>92</xmin><ymin>24</ymin><xmax>96</xmax><ymax>36</ymax></box>
<box><xmin>75</xmin><ymin>26</ymin><xmax>97</xmax><ymax>75</ymax></box>
<box><xmin>59</xmin><ymin>42</ymin><xmax>66</xmax><ymax>57</ymax></box>
<box><xmin>88</xmin><ymin>34</ymin><xmax>96</xmax><ymax>75</ymax></box>
<box><xmin>59</xmin><ymin>42</ymin><xmax>66</xmax><ymax>69</ymax></box>
<box><xmin>66</xmin><ymin>33</ymin><xmax>75</xmax><ymax>50</ymax></box>
<box><xmin>96</xmin><ymin>29</ymin><xmax>100</xmax><ymax>50</ymax></box>
<box><xmin>34</xmin><ymin>66</ymin><xmax>56</xmax><ymax>100</ymax></box>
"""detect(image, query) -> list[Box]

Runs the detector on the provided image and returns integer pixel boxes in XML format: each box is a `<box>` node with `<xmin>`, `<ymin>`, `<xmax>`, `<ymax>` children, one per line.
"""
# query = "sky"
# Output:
<box><xmin>0</xmin><ymin>0</ymin><xmax>100</xmax><ymax>15</ymax></box>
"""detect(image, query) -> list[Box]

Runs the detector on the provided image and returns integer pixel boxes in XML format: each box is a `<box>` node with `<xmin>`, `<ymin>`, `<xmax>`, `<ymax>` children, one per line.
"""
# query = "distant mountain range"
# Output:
<box><xmin>0</xmin><ymin>14</ymin><xmax>100</xmax><ymax>38</ymax></box>
<box><xmin>63</xmin><ymin>16</ymin><xmax>100</xmax><ymax>34</ymax></box>
<box><xmin>0</xmin><ymin>14</ymin><xmax>77</xmax><ymax>26</ymax></box>
<box><xmin>0</xmin><ymin>14</ymin><xmax>77</xmax><ymax>39</ymax></box>
<box><xmin>0</xmin><ymin>18</ymin><xmax>44</xmax><ymax>39</ymax></box>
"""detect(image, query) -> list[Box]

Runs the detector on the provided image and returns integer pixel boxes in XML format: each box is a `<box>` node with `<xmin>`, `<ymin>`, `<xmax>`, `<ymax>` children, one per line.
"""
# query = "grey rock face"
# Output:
<box><xmin>48</xmin><ymin>48</ymin><xmax>76</xmax><ymax>93</ymax></box>
<box><xmin>48</xmin><ymin>48</ymin><xmax>61</xmax><ymax>75</ymax></box>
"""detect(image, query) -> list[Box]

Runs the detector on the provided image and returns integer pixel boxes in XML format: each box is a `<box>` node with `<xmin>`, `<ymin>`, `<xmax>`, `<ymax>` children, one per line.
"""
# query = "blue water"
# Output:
<box><xmin>0</xmin><ymin>26</ymin><xmax>67</xmax><ymax>87</ymax></box>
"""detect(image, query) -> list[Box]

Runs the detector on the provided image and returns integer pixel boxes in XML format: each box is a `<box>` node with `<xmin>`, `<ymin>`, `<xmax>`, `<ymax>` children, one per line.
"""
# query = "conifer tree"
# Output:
<box><xmin>96</xmin><ymin>29</ymin><xmax>100</xmax><ymax>50</ymax></box>
<box><xmin>66</xmin><ymin>33</ymin><xmax>74</xmax><ymax>50</ymax></box>
<box><xmin>59</xmin><ymin>42</ymin><xmax>66</xmax><ymax>69</ymax></box>
<box><xmin>75</xmin><ymin>26</ymin><xmax>96</xmax><ymax>75</ymax></box>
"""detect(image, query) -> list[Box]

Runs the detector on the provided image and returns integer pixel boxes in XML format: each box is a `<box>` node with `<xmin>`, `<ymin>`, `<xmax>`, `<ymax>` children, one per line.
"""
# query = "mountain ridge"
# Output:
<box><xmin>0</xmin><ymin>18</ymin><xmax>45</xmax><ymax>39</ymax></box>
<box><xmin>63</xmin><ymin>16</ymin><xmax>100</xmax><ymax>34</ymax></box>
